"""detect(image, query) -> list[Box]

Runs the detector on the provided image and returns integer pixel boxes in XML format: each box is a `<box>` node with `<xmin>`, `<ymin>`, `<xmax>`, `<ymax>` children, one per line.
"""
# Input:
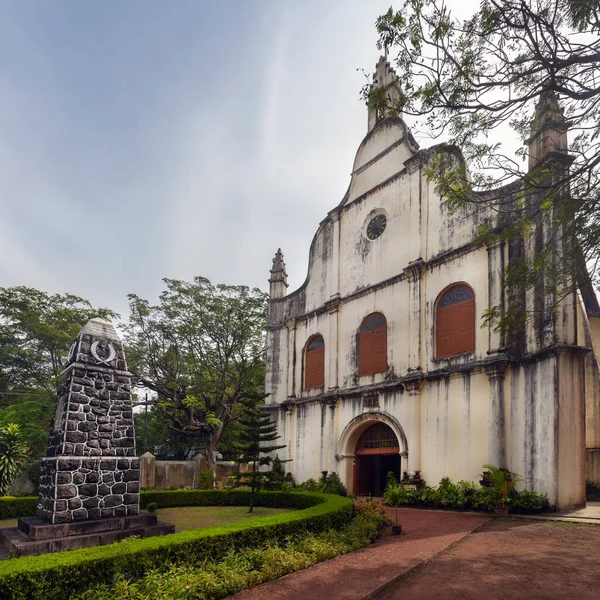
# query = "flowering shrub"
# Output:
<box><xmin>354</xmin><ymin>499</ymin><xmax>393</xmax><ymax>527</ymax></box>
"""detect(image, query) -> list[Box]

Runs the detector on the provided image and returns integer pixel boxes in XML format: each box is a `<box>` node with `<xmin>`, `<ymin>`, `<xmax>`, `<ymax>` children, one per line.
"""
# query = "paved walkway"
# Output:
<box><xmin>512</xmin><ymin>500</ymin><xmax>600</xmax><ymax>524</ymax></box>
<box><xmin>374</xmin><ymin>517</ymin><xmax>600</xmax><ymax>600</ymax></box>
<box><xmin>230</xmin><ymin>509</ymin><xmax>489</xmax><ymax>600</ymax></box>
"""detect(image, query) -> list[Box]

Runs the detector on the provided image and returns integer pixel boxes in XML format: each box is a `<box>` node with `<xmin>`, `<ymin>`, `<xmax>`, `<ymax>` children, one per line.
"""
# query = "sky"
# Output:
<box><xmin>0</xmin><ymin>1</ymin><xmax>483</xmax><ymax>320</ymax></box>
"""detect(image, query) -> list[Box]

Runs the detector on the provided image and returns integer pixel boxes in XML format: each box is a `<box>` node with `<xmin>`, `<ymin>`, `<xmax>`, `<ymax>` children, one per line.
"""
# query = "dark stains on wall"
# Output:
<box><xmin>523</xmin><ymin>364</ymin><xmax>537</xmax><ymax>488</ymax></box>
<box><xmin>267</xmin><ymin>329</ymin><xmax>281</xmax><ymax>387</ymax></box>
<box><xmin>355</xmin><ymin>233</ymin><xmax>371</xmax><ymax>261</ymax></box>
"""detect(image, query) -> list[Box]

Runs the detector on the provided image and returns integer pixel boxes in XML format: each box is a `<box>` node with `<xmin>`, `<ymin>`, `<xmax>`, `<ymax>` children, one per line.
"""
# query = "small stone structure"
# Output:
<box><xmin>0</xmin><ymin>318</ymin><xmax>174</xmax><ymax>556</ymax></box>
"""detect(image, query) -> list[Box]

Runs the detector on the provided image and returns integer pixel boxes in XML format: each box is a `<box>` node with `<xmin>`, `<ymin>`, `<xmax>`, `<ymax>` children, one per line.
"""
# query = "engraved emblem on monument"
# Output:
<box><xmin>90</xmin><ymin>340</ymin><xmax>116</xmax><ymax>365</ymax></box>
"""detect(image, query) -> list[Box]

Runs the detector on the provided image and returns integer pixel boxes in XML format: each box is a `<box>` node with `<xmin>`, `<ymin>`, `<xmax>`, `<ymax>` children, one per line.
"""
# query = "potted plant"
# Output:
<box><xmin>391</xmin><ymin>510</ymin><xmax>402</xmax><ymax>535</ymax></box>
<box><xmin>481</xmin><ymin>464</ymin><xmax>522</xmax><ymax>517</ymax></box>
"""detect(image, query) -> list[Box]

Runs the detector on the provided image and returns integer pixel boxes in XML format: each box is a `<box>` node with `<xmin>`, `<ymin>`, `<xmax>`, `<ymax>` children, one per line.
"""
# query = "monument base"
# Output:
<box><xmin>0</xmin><ymin>514</ymin><xmax>175</xmax><ymax>557</ymax></box>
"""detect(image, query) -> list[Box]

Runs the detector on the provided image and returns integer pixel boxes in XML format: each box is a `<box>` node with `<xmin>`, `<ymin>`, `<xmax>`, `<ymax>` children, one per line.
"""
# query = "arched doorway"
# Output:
<box><xmin>355</xmin><ymin>423</ymin><xmax>400</xmax><ymax>496</ymax></box>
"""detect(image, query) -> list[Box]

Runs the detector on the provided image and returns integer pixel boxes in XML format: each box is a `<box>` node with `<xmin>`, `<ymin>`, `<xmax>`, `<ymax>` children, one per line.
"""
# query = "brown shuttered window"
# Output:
<box><xmin>305</xmin><ymin>335</ymin><xmax>325</xmax><ymax>389</ymax></box>
<box><xmin>436</xmin><ymin>285</ymin><xmax>475</xmax><ymax>359</ymax></box>
<box><xmin>359</xmin><ymin>313</ymin><xmax>387</xmax><ymax>377</ymax></box>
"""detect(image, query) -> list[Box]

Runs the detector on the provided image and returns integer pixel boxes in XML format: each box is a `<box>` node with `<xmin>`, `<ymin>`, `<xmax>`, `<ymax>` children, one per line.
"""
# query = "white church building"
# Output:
<box><xmin>264</xmin><ymin>57</ymin><xmax>600</xmax><ymax>509</ymax></box>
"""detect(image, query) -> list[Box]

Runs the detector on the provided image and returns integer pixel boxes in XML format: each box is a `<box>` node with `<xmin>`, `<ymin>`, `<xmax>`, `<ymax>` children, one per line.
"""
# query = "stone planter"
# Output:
<box><xmin>493</xmin><ymin>507</ymin><xmax>509</xmax><ymax>517</ymax></box>
<box><xmin>391</xmin><ymin>524</ymin><xmax>402</xmax><ymax>535</ymax></box>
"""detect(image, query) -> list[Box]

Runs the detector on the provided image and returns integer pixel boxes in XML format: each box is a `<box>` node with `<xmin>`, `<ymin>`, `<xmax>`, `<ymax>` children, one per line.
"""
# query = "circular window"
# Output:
<box><xmin>366</xmin><ymin>214</ymin><xmax>387</xmax><ymax>240</ymax></box>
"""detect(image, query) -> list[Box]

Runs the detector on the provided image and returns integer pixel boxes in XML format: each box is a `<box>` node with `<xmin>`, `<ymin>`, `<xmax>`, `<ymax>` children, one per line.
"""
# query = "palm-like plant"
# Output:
<box><xmin>481</xmin><ymin>464</ymin><xmax>523</xmax><ymax>509</ymax></box>
<box><xmin>0</xmin><ymin>423</ymin><xmax>29</xmax><ymax>495</ymax></box>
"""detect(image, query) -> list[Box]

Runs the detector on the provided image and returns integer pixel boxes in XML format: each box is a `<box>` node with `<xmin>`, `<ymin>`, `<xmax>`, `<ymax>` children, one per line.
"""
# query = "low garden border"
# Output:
<box><xmin>0</xmin><ymin>490</ymin><xmax>353</xmax><ymax>600</ymax></box>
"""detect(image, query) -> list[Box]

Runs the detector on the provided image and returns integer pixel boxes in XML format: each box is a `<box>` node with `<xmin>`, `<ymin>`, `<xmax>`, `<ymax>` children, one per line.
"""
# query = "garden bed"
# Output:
<box><xmin>0</xmin><ymin>491</ymin><xmax>353</xmax><ymax>600</ymax></box>
<box><xmin>384</xmin><ymin>477</ymin><xmax>552</xmax><ymax>514</ymax></box>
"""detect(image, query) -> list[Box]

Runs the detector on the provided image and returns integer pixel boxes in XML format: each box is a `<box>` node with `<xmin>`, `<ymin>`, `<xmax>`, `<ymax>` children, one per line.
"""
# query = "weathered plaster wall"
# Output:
<box><xmin>266</xmin><ymin>85</ymin><xmax>596</xmax><ymax>509</ymax></box>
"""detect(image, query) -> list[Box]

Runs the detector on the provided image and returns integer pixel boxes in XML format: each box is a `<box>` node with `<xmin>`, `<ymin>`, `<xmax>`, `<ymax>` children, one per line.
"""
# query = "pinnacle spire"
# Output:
<box><xmin>527</xmin><ymin>88</ymin><xmax>569</xmax><ymax>170</ymax></box>
<box><xmin>368</xmin><ymin>56</ymin><xmax>402</xmax><ymax>132</ymax></box>
<box><xmin>269</xmin><ymin>248</ymin><xmax>288</xmax><ymax>299</ymax></box>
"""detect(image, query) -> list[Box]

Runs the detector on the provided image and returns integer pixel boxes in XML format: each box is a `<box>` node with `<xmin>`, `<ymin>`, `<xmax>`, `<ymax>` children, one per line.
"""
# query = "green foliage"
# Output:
<box><xmin>77</xmin><ymin>512</ymin><xmax>384</xmax><ymax>600</ymax></box>
<box><xmin>385</xmin><ymin>470</ymin><xmax>398</xmax><ymax>489</ymax></box>
<box><xmin>232</xmin><ymin>402</ymin><xmax>286</xmax><ymax>510</ymax></box>
<box><xmin>295</xmin><ymin>473</ymin><xmax>347</xmax><ymax>497</ymax></box>
<box><xmin>0</xmin><ymin>495</ymin><xmax>37</xmax><ymax>519</ymax></box>
<box><xmin>296</xmin><ymin>478</ymin><xmax>321</xmax><ymax>493</ymax></box>
<box><xmin>481</xmin><ymin>464</ymin><xmax>523</xmax><ymax>508</ymax></box>
<box><xmin>0</xmin><ymin>491</ymin><xmax>352</xmax><ymax>600</ymax></box>
<box><xmin>145</xmin><ymin>502</ymin><xmax>158</xmax><ymax>513</ymax></box>
<box><xmin>354</xmin><ymin>499</ymin><xmax>393</xmax><ymax>528</ymax></box>
<box><xmin>383</xmin><ymin>474</ymin><xmax>550</xmax><ymax>514</ymax></box>
<box><xmin>134</xmin><ymin>408</ymin><xmax>204</xmax><ymax>460</ymax></box>
<box><xmin>124</xmin><ymin>278</ymin><xmax>268</xmax><ymax>469</ymax></box>
<box><xmin>195</xmin><ymin>469</ymin><xmax>216</xmax><ymax>490</ymax></box>
<box><xmin>366</xmin><ymin>1</ymin><xmax>600</xmax><ymax>332</ymax></box>
<box><xmin>0</xmin><ymin>287</ymin><xmax>116</xmax><ymax>460</ymax></box>
<box><xmin>263</xmin><ymin>456</ymin><xmax>292</xmax><ymax>491</ymax></box>
<box><xmin>0</xmin><ymin>424</ymin><xmax>29</xmax><ymax>496</ymax></box>
<box><xmin>321</xmin><ymin>472</ymin><xmax>347</xmax><ymax>497</ymax></box>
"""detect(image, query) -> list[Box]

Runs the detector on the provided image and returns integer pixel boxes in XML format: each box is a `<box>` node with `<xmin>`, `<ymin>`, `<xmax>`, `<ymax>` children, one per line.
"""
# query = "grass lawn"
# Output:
<box><xmin>152</xmin><ymin>505</ymin><xmax>293</xmax><ymax>531</ymax></box>
<box><xmin>0</xmin><ymin>506</ymin><xmax>293</xmax><ymax>533</ymax></box>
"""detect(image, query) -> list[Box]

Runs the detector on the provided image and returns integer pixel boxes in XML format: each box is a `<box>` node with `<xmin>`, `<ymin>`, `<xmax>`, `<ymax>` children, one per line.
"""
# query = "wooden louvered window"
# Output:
<box><xmin>304</xmin><ymin>335</ymin><xmax>325</xmax><ymax>389</ymax></box>
<box><xmin>359</xmin><ymin>313</ymin><xmax>387</xmax><ymax>377</ymax></box>
<box><xmin>436</xmin><ymin>284</ymin><xmax>475</xmax><ymax>359</ymax></box>
<box><xmin>355</xmin><ymin>423</ymin><xmax>399</xmax><ymax>454</ymax></box>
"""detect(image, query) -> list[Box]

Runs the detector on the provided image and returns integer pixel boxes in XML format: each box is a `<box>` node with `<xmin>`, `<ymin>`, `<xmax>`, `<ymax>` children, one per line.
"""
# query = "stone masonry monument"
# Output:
<box><xmin>0</xmin><ymin>318</ymin><xmax>174</xmax><ymax>556</ymax></box>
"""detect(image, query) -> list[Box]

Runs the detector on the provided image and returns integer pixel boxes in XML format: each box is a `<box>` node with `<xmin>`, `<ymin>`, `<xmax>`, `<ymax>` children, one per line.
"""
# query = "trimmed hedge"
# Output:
<box><xmin>0</xmin><ymin>490</ymin><xmax>323</xmax><ymax>521</ymax></box>
<box><xmin>0</xmin><ymin>491</ymin><xmax>353</xmax><ymax>600</ymax></box>
<box><xmin>0</xmin><ymin>497</ymin><xmax>37</xmax><ymax>521</ymax></box>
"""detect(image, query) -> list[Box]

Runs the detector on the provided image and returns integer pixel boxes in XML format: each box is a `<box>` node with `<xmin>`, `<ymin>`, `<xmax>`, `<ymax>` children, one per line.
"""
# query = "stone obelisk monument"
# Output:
<box><xmin>37</xmin><ymin>318</ymin><xmax>140</xmax><ymax>522</ymax></box>
<box><xmin>0</xmin><ymin>318</ymin><xmax>173</xmax><ymax>556</ymax></box>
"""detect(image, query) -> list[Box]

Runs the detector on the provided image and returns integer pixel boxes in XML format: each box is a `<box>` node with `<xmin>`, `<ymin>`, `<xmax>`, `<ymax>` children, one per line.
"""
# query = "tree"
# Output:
<box><xmin>366</xmin><ymin>1</ymin><xmax>600</xmax><ymax>333</ymax></box>
<box><xmin>0</xmin><ymin>286</ymin><xmax>117</xmax><ymax>458</ymax></box>
<box><xmin>134</xmin><ymin>407</ymin><xmax>205</xmax><ymax>460</ymax></box>
<box><xmin>233</xmin><ymin>400</ymin><xmax>285</xmax><ymax>512</ymax></box>
<box><xmin>125</xmin><ymin>277</ymin><xmax>268</xmax><ymax>470</ymax></box>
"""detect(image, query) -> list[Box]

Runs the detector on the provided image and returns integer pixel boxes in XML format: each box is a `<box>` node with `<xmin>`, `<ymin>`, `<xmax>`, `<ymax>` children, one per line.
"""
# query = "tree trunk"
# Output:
<box><xmin>205</xmin><ymin>444</ymin><xmax>218</xmax><ymax>488</ymax></box>
<box><xmin>249</xmin><ymin>461</ymin><xmax>256</xmax><ymax>513</ymax></box>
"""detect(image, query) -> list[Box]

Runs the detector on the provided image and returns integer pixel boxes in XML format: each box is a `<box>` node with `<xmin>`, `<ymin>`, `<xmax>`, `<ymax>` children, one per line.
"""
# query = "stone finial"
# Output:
<box><xmin>269</xmin><ymin>248</ymin><xmax>288</xmax><ymax>299</ymax></box>
<box><xmin>368</xmin><ymin>56</ymin><xmax>402</xmax><ymax>132</ymax></box>
<box><xmin>527</xmin><ymin>89</ymin><xmax>569</xmax><ymax>170</ymax></box>
<box><xmin>66</xmin><ymin>317</ymin><xmax>127</xmax><ymax>371</ymax></box>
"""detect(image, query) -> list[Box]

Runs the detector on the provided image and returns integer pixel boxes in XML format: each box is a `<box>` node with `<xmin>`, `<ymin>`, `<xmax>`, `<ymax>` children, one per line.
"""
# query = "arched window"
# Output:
<box><xmin>436</xmin><ymin>284</ymin><xmax>475</xmax><ymax>359</ymax></box>
<box><xmin>304</xmin><ymin>335</ymin><xmax>325</xmax><ymax>389</ymax></box>
<box><xmin>355</xmin><ymin>423</ymin><xmax>399</xmax><ymax>454</ymax></box>
<box><xmin>359</xmin><ymin>313</ymin><xmax>387</xmax><ymax>377</ymax></box>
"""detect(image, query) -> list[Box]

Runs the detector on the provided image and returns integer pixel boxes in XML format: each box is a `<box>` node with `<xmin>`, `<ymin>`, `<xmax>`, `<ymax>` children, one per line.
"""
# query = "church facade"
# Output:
<box><xmin>264</xmin><ymin>57</ymin><xmax>600</xmax><ymax>509</ymax></box>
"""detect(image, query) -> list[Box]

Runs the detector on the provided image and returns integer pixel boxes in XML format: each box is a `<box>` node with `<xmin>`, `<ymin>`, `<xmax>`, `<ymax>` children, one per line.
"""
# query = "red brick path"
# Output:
<box><xmin>230</xmin><ymin>508</ymin><xmax>489</xmax><ymax>600</ymax></box>
<box><xmin>375</xmin><ymin>518</ymin><xmax>600</xmax><ymax>600</ymax></box>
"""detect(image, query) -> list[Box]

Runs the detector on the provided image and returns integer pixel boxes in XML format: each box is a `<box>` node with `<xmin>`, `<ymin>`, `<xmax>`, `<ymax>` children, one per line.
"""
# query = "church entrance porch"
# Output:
<box><xmin>354</xmin><ymin>423</ymin><xmax>400</xmax><ymax>496</ymax></box>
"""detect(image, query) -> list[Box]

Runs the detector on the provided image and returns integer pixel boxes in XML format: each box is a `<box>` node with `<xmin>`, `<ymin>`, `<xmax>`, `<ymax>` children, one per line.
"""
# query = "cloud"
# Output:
<box><xmin>0</xmin><ymin>0</ymin><xmax>442</xmax><ymax>319</ymax></box>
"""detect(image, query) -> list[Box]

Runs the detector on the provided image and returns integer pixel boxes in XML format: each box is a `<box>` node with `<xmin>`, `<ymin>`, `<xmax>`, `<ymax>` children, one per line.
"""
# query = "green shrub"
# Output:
<box><xmin>0</xmin><ymin>495</ymin><xmax>37</xmax><ymax>520</ymax></box>
<box><xmin>384</xmin><ymin>476</ymin><xmax>551</xmax><ymax>514</ymax></box>
<box><xmin>296</xmin><ymin>478</ymin><xmax>321</xmax><ymax>493</ymax></box>
<box><xmin>322</xmin><ymin>472</ymin><xmax>347</xmax><ymax>496</ymax></box>
<box><xmin>0</xmin><ymin>424</ymin><xmax>29</xmax><ymax>496</ymax></box>
<box><xmin>354</xmin><ymin>499</ymin><xmax>392</xmax><ymax>528</ymax></box>
<box><xmin>508</xmin><ymin>488</ymin><xmax>551</xmax><ymax>513</ymax></box>
<box><xmin>77</xmin><ymin>512</ymin><xmax>384</xmax><ymax>600</ymax></box>
<box><xmin>194</xmin><ymin>469</ymin><xmax>215</xmax><ymax>490</ymax></box>
<box><xmin>0</xmin><ymin>491</ymin><xmax>352</xmax><ymax>600</ymax></box>
<box><xmin>295</xmin><ymin>472</ymin><xmax>347</xmax><ymax>497</ymax></box>
<box><xmin>145</xmin><ymin>502</ymin><xmax>158</xmax><ymax>513</ymax></box>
